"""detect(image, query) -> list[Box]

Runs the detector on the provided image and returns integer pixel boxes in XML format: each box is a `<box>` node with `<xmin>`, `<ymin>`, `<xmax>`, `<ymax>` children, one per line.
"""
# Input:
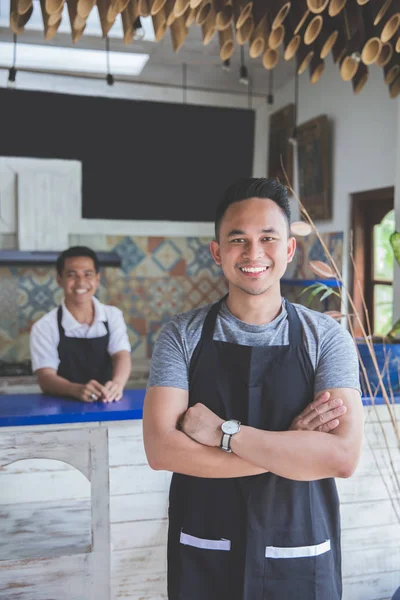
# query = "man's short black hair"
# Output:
<box><xmin>215</xmin><ymin>178</ymin><xmax>291</xmax><ymax>241</ymax></box>
<box><xmin>56</xmin><ymin>246</ymin><xmax>100</xmax><ymax>276</ymax></box>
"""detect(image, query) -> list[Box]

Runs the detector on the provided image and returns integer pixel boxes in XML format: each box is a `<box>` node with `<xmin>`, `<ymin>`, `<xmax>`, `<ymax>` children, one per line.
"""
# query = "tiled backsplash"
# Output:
<box><xmin>0</xmin><ymin>232</ymin><xmax>343</xmax><ymax>362</ymax></box>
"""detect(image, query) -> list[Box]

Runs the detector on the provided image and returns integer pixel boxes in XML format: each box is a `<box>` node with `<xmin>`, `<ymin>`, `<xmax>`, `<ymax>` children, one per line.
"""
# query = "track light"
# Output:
<box><xmin>238</xmin><ymin>46</ymin><xmax>249</xmax><ymax>86</ymax></box>
<box><xmin>222</xmin><ymin>58</ymin><xmax>231</xmax><ymax>72</ymax></box>
<box><xmin>105</xmin><ymin>36</ymin><xmax>115</xmax><ymax>86</ymax></box>
<box><xmin>133</xmin><ymin>17</ymin><xmax>145</xmax><ymax>41</ymax></box>
<box><xmin>8</xmin><ymin>66</ymin><xmax>17</xmax><ymax>89</ymax></box>
<box><xmin>8</xmin><ymin>34</ymin><xmax>17</xmax><ymax>89</ymax></box>
<box><xmin>239</xmin><ymin>64</ymin><xmax>249</xmax><ymax>85</ymax></box>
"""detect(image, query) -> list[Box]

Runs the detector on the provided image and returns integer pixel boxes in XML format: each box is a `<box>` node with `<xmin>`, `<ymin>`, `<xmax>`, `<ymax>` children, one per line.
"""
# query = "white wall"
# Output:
<box><xmin>271</xmin><ymin>55</ymin><xmax>398</xmax><ymax>319</ymax></box>
<box><xmin>0</xmin><ymin>68</ymin><xmax>268</xmax><ymax>239</ymax></box>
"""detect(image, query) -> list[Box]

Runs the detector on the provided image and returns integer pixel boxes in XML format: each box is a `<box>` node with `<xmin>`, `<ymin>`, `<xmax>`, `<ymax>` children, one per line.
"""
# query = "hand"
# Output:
<box><xmin>75</xmin><ymin>379</ymin><xmax>110</xmax><ymax>403</ymax></box>
<box><xmin>289</xmin><ymin>391</ymin><xmax>347</xmax><ymax>433</ymax></box>
<box><xmin>102</xmin><ymin>380</ymin><xmax>124</xmax><ymax>403</ymax></box>
<box><xmin>180</xmin><ymin>403</ymin><xmax>224</xmax><ymax>447</ymax></box>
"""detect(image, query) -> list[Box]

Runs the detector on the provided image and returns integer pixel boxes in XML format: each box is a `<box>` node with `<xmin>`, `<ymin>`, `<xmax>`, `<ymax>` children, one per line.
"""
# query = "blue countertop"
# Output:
<box><xmin>0</xmin><ymin>389</ymin><xmax>146</xmax><ymax>427</ymax></box>
<box><xmin>0</xmin><ymin>390</ymin><xmax>398</xmax><ymax>428</ymax></box>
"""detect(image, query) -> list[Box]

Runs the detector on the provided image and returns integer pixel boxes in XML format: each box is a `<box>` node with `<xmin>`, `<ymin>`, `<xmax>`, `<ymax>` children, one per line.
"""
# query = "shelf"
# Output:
<box><xmin>281</xmin><ymin>279</ymin><xmax>342</xmax><ymax>288</ymax></box>
<box><xmin>0</xmin><ymin>250</ymin><xmax>121</xmax><ymax>268</ymax></box>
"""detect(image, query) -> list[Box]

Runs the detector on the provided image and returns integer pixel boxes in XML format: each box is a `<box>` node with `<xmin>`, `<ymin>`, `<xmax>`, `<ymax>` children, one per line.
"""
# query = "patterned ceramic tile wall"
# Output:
<box><xmin>0</xmin><ymin>232</ymin><xmax>343</xmax><ymax>362</ymax></box>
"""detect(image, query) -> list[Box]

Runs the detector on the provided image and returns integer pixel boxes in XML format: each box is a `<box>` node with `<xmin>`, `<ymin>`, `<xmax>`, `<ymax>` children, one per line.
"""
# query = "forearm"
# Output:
<box><xmin>146</xmin><ymin>429</ymin><xmax>267</xmax><ymax>478</ymax></box>
<box><xmin>111</xmin><ymin>351</ymin><xmax>131</xmax><ymax>386</ymax></box>
<box><xmin>231</xmin><ymin>427</ymin><xmax>352</xmax><ymax>481</ymax></box>
<box><xmin>37</xmin><ymin>372</ymin><xmax>79</xmax><ymax>399</ymax></box>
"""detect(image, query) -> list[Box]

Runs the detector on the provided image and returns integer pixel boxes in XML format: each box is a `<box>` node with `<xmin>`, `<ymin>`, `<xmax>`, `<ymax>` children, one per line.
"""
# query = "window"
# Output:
<box><xmin>352</xmin><ymin>188</ymin><xmax>394</xmax><ymax>337</ymax></box>
<box><xmin>373</xmin><ymin>210</ymin><xmax>395</xmax><ymax>335</ymax></box>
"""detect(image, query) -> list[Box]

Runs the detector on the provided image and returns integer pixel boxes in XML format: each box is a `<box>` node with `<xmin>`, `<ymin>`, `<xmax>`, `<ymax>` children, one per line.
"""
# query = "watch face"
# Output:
<box><xmin>222</xmin><ymin>420</ymin><xmax>240</xmax><ymax>435</ymax></box>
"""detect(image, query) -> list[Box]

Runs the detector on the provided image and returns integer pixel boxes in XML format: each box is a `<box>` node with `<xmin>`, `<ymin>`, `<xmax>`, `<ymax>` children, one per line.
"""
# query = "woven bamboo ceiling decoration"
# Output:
<box><xmin>9</xmin><ymin>0</ymin><xmax>400</xmax><ymax>97</ymax></box>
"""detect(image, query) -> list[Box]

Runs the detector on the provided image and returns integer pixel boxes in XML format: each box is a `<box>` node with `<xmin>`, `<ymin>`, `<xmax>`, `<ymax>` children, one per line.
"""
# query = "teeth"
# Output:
<box><xmin>240</xmin><ymin>267</ymin><xmax>267</xmax><ymax>273</ymax></box>
<box><xmin>75</xmin><ymin>289</ymin><xmax>87</xmax><ymax>294</ymax></box>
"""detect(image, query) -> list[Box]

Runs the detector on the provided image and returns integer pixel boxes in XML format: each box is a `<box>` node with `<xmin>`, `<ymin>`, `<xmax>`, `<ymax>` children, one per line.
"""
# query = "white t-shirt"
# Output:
<box><xmin>30</xmin><ymin>296</ymin><xmax>131</xmax><ymax>373</ymax></box>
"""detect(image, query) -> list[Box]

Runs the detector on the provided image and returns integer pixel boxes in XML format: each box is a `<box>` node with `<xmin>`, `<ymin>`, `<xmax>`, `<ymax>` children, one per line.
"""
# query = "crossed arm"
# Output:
<box><xmin>143</xmin><ymin>386</ymin><xmax>364</xmax><ymax>481</ymax></box>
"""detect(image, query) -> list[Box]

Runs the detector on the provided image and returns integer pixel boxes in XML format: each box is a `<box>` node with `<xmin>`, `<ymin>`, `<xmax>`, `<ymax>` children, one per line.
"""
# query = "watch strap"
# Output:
<box><xmin>220</xmin><ymin>432</ymin><xmax>232</xmax><ymax>453</ymax></box>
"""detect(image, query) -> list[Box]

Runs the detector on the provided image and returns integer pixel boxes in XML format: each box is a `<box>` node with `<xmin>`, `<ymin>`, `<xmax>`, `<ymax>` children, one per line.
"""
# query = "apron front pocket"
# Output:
<box><xmin>263</xmin><ymin>529</ymin><xmax>335</xmax><ymax>600</ymax></box>
<box><xmin>179</xmin><ymin>530</ymin><xmax>233</xmax><ymax>600</ymax></box>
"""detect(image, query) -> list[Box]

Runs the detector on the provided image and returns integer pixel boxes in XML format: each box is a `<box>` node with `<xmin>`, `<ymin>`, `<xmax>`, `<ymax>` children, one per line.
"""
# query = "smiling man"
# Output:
<box><xmin>143</xmin><ymin>178</ymin><xmax>363</xmax><ymax>600</ymax></box>
<box><xmin>30</xmin><ymin>246</ymin><xmax>131</xmax><ymax>403</ymax></box>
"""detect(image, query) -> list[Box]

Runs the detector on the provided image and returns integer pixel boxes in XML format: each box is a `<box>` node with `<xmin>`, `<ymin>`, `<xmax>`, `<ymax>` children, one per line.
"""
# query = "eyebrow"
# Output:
<box><xmin>226</xmin><ymin>228</ymin><xmax>280</xmax><ymax>237</ymax></box>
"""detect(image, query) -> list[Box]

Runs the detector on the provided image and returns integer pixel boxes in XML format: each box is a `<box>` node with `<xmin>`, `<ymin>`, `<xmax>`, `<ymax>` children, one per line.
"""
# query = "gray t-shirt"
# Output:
<box><xmin>148</xmin><ymin>299</ymin><xmax>361</xmax><ymax>396</ymax></box>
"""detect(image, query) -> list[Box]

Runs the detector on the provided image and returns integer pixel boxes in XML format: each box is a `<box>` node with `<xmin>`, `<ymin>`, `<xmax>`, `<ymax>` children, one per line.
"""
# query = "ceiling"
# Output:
<box><xmin>0</xmin><ymin>0</ymin><xmax>399</xmax><ymax>97</ymax></box>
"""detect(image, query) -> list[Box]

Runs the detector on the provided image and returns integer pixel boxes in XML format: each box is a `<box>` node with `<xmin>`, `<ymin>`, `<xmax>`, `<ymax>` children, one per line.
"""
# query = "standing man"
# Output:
<box><xmin>143</xmin><ymin>178</ymin><xmax>363</xmax><ymax>599</ymax></box>
<box><xmin>30</xmin><ymin>246</ymin><xmax>131</xmax><ymax>402</ymax></box>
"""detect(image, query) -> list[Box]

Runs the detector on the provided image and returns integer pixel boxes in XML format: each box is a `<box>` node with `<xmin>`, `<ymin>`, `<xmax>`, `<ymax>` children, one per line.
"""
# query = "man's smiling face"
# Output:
<box><xmin>210</xmin><ymin>197</ymin><xmax>296</xmax><ymax>297</ymax></box>
<box><xmin>57</xmin><ymin>256</ymin><xmax>100</xmax><ymax>306</ymax></box>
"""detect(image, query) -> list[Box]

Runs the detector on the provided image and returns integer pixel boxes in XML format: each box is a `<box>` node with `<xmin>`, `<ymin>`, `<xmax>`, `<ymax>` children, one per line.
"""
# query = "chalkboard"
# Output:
<box><xmin>0</xmin><ymin>88</ymin><xmax>255</xmax><ymax>222</ymax></box>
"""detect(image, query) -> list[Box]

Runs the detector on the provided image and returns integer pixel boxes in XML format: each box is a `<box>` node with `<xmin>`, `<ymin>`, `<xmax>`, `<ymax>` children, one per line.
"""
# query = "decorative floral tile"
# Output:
<box><xmin>185</xmin><ymin>237</ymin><xmax>223</xmax><ymax>279</ymax></box>
<box><xmin>0</xmin><ymin>268</ymin><xmax>18</xmax><ymax>339</ymax></box>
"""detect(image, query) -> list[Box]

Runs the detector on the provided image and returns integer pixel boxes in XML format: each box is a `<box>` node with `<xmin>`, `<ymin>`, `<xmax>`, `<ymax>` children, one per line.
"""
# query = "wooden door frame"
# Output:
<box><xmin>351</xmin><ymin>187</ymin><xmax>394</xmax><ymax>337</ymax></box>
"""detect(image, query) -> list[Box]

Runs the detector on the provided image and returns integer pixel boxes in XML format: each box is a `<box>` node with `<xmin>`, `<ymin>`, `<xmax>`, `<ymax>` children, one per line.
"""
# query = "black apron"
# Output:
<box><xmin>56</xmin><ymin>306</ymin><xmax>113</xmax><ymax>385</ymax></box>
<box><xmin>168</xmin><ymin>298</ymin><xmax>342</xmax><ymax>600</ymax></box>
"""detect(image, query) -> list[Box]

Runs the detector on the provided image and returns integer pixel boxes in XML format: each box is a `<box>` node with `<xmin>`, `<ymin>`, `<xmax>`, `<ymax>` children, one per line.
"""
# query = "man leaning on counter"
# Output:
<box><xmin>30</xmin><ymin>246</ymin><xmax>131</xmax><ymax>402</ymax></box>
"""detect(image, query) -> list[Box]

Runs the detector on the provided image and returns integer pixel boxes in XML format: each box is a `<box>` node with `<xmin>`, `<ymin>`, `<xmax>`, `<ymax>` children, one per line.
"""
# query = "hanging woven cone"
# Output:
<box><xmin>328</xmin><ymin>0</ymin><xmax>346</xmax><ymax>17</ymax></box>
<box><xmin>236</xmin><ymin>13</ymin><xmax>254</xmax><ymax>44</ymax></box>
<box><xmin>45</xmin><ymin>0</ymin><xmax>64</xmax><ymax>13</ymax></box>
<box><xmin>304</xmin><ymin>14</ymin><xmax>323</xmax><ymax>44</ymax></box>
<box><xmin>202</xmin><ymin>5</ymin><xmax>216</xmax><ymax>43</ymax></box>
<box><xmin>361</xmin><ymin>36</ymin><xmax>382</xmax><ymax>63</ymax></box>
<box><xmin>215</xmin><ymin>0</ymin><xmax>233</xmax><ymax>31</ymax></box>
<box><xmin>196</xmin><ymin>0</ymin><xmax>213</xmax><ymax>25</ymax></box>
<box><xmin>10</xmin><ymin>5</ymin><xmax>32</xmax><ymax>33</ymax></box>
<box><xmin>307</xmin><ymin>0</ymin><xmax>328</xmax><ymax>13</ymax></box>
<box><xmin>249</xmin><ymin>12</ymin><xmax>269</xmax><ymax>58</ymax></box>
<box><xmin>190</xmin><ymin>0</ymin><xmax>202</xmax><ymax>8</ymax></box>
<box><xmin>174</xmin><ymin>0</ymin><xmax>190</xmax><ymax>17</ymax></box>
<box><xmin>269</xmin><ymin>0</ymin><xmax>291</xmax><ymax>29</ymax></box>
<box><xmin>389</xmin><ymin>74</ymin><xmax>400</xmax><ymax>97</ymax></box>
<box><xmin>121</xmin><ymin>0</ymin><xmax>139</xmax><ymax>41</ymax></box>
<box><xmin>376</xmin><ymin>40</ymin><xmax>393</xmax><ymax>65</ymax></box>
<box><xmin>66</xmin><ymin>0</ymin><xmax>86</xmax><ymax>40</ymax></box>
<box><xmin>340</xmin><ymin>54</ymin><xmax>360</xmax><ymax>80</ymax></box>
<box><xmin>219</xmin><ymin>23</ymin><xmax>234</xmax><ymax>59</ymax></box>
<box><xmin>151</xmin><ymin>0</ymin><xmax>166</xmax><ymax>13</ymax></box>
<box><xmin>380</xmin><ymin>8</ymin><xmax>400</xmax><ymax>42</ymax></box>
<box><xmin>291</xmin><ymin>7</ymin><xmax>310</xmax><ymax>35</ymax></box>
<box><xmin>97</xmin><ymin>0</ymin><xmax>115</xmax><ymax>36</ymax></box>
<box><xmin>233</xmin><ymin>0</ymin><xmax>253</xmax><ymax>29</ymax></box>
<box><xmin>395</xmin><ymin>33</ymin><xmax>400</xmax><ymax>52</ymax></box>
<box><xmin>152</xmin><ymin>6</ymin><xmax>167</xmax><ymax>39</ymax></box>
<box><xmin>318</xmin><ymin>17</ymin><xmax>339</xmax><ymax>58</ymax></box>
<box><xmin>296</xmin><ymin>43</ymin><xmax>314</xmax><ymax>73</ymax></box>
<box><xmin>164</xmin><ymin>0</ymin><xmax>177</xmax><ymax>25</ymax></box>
<box><xmin>352</xmin><ymin>61</ymin><xmax>369</xmax><ymax>92</ymax></box>
<box><xmin>356</xmin><ymin>0</ymin><xmax>370</xmax><ymax>4</ymax></box>
<box><xmin>138</xmin><ymin>0</ymin><xmax>151</xmax><ymax>15</ymax></box>
<box><xmin>383</xmin><ymin>55</ymin><xmax>400</xmax><ymax>83</ymax></box>
<box><xmin>77</xmin><ymin>0</ymin><xmax>96</xmax><ymax>18</ymax></box>
<box><xmin>40</xmin><ymin>0</ymin><xmax>62</xmax><ymax>38</ymax></box>
<box><xmin>262</xmin><ymin>46</ymin><xmax>279</xmax><ymax>69</ymax></box>
<box><xmin>185</xmin><ymin>6</ymin><xmax>197</xmax><ymax>25</ymax></box>
<box><xmin>283</xmin><ymin>31</ymin><xmax>301</xmax><ymax>59</ymax></box>
<box><xmin>16</xmin><ymin>0</ymin><xmax>32</xmax><ymax>15</ymax></box>
<box><xmin>309</xmin><ymin>53</ymin><xmax>325</xmax><ymax>82</ymax></box>
<box><xmin>170</xmin><ymin>14</ymin><xmax>188</xmax><ymax>50</ymax></box>
<box><xmin>268</xmin><ymin>23</ymin><xmax>284</xmax><ymax>49</ymax></box>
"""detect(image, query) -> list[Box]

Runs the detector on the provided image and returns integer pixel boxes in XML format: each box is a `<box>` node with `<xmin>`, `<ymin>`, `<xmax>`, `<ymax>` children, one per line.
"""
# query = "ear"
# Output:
<box><xmin>210</xmin><ymin>240</ymin><xmax>221</xmax><ymax>265</ymax></box>
<box><xmin>287</xmin><ymin>236</ymin><xmax>296</xmax><ymax>264</ymax></box>
<box><xmin>56</xmin><ymin>274</ymin><xmax>63</xmax><ymax>287</ymax></box>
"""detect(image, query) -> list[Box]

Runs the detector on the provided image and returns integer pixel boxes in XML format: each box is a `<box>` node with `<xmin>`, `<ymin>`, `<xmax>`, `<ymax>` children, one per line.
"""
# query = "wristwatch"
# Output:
<box><xmin>220</xmin><ymin>419</ymin><xmax>241</xmax><ymax>453</ymax></box>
